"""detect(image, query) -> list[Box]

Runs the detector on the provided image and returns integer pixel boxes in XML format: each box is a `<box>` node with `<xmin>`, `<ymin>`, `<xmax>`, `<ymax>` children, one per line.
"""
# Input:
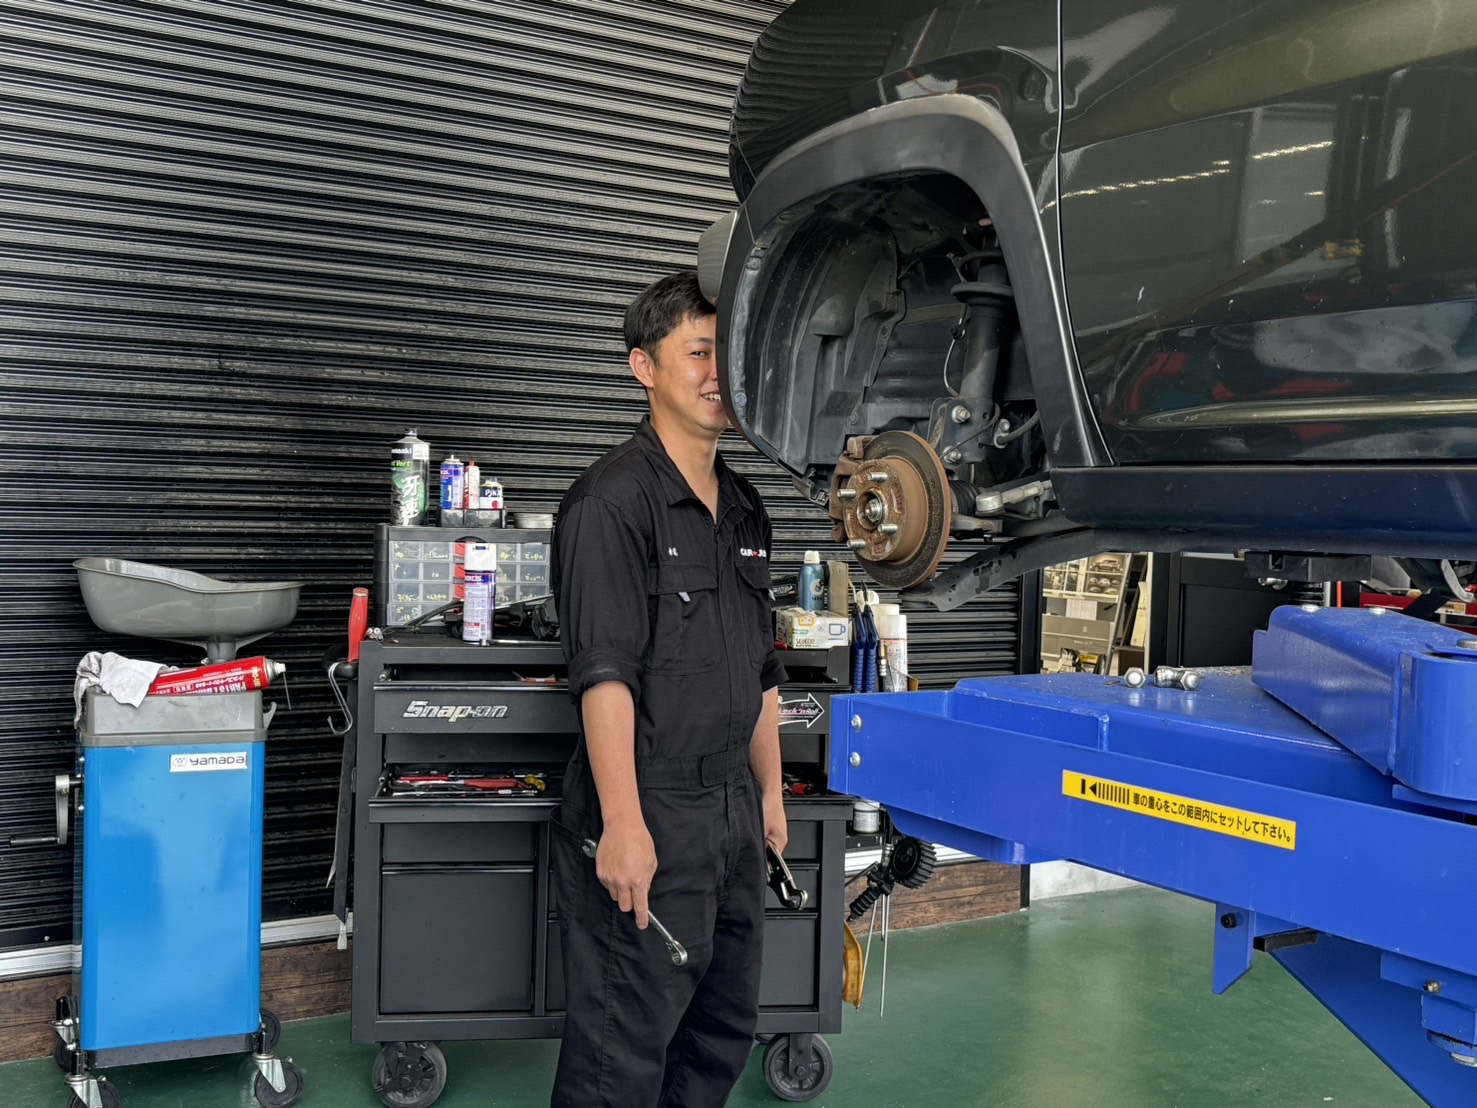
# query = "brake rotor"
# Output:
<box><xmin>829</xmin><ymin>431</ymin><xmax>951</xmax><ymax>590</ymax></box>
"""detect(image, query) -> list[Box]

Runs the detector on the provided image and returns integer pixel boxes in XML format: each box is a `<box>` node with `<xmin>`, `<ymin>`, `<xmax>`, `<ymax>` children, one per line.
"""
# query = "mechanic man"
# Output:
<box><xmin>548</xmin><ymin>270</ymin><xmax>788</xmax><ymax>1107</ymax></box>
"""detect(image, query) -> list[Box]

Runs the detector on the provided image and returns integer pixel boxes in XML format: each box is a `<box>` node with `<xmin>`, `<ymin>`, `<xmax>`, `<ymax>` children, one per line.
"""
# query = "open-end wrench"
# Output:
<box><xmin>766</xmin><ymin>843</ymin><xmax>808</xmax><ymax>910</ymax></box>
<box><xmin>581</xmin><ymin>838</ymin><xmax>689</xmax><ymax>966</ymax></box>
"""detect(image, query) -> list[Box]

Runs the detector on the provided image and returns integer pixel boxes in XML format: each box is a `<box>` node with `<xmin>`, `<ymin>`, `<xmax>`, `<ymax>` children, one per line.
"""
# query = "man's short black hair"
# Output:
<box><xmin>623</xmin><ymin>271</ymin><xmax>715</xmax><ymax>355</ymax></box>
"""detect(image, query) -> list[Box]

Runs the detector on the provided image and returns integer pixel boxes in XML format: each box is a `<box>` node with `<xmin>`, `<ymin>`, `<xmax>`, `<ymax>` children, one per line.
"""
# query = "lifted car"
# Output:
<box><xmin>700</xmin><ymin>0</ymin><xmax>1477</xmax><ymax>608</ymax></box>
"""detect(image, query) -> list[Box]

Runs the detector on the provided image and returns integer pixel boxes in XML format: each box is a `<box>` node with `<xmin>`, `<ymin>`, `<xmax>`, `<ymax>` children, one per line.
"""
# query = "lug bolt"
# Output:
<box><xmin>836</xmin><ymin>488</ymin><xmax>858</xmax><ymax>502</ymax></box>
<box><xmin>878</xmin><ymin>523</ymin><xmax>899</xmax><ymax>535</ymax></box>
<box><xmin>865</xmin><ymin>471</ymin><xmax>890</xmax><ymax>484</ymax></box>
<box><xmin>847</xmin><ymin>539</ymin><xmax>868</xmax><ymax>551</ymax></box>
<box><xmin>1155</xmin><ymin>666</ymin><xmax>1202</xmax><ymax>691</ymax></box>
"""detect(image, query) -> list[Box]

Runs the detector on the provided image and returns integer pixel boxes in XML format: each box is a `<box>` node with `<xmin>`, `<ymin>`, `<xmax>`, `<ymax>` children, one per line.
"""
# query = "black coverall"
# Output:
<box><xmin>549</xmin><ymin>417</ymin><xmax>786</xmax><ymax>1108</ymax></box>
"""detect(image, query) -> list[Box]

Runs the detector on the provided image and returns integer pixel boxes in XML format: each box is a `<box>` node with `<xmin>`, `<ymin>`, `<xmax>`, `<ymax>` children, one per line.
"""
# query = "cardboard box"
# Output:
<box><xmin>776</xmin><ymin>606</ymin><xmax>850</xmax><ymax>650</ymax></box>
<box><xmin>825</xmin><ymin>560</ymin><xmax>850</xmax><ymax>616</ymax></box>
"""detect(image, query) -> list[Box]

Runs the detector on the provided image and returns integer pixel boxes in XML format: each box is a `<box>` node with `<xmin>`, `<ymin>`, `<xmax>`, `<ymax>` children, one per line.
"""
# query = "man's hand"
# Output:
<box><xmin>596</xmin><ymin>820</ymin><xmax>658</xmax><ymax>930</ymax></box>
<box><xmin>763</xmin><ymin>791</ymin><xmax>788</xmax><ymax>856</ymax></box>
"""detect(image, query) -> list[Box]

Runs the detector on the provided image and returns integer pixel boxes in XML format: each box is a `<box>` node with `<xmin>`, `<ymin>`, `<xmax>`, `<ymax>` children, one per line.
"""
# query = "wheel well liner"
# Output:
<box><xmin>715</xmin><ymin>93</ymin><xmax>1107</xmax><ymax>470</ymax></box>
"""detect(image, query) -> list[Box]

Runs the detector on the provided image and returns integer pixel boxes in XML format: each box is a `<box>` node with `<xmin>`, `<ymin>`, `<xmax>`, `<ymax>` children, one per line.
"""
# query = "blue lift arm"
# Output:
<box><xmin>830</xmin><ymin>605</ymin><xmax>1477</xmax><ymax>1106</ymax></box>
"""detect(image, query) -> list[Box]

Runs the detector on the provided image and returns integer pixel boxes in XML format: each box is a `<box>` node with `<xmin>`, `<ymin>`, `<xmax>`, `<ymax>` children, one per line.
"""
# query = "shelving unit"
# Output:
<box><xmin>1039</xmin><ymin>553</ymin><xmax>1147</xmax><ymax>674</ymax></box>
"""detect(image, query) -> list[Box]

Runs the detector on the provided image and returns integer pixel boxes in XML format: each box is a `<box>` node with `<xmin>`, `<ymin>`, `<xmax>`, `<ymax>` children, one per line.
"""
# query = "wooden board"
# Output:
<box><xmin>0</xmin><ymin>862</ymin><xmax>1022</xmax><ymax>1062</ymax></box>
<box><xmin>882</xmin><ymin>860</ymin><xmax>1024</xmax><ymax>931</ymax></box>
<box><xmin>0</xmin><ymin>941</ymin><xmax>352</xmax><ymax>1064</ymax></box>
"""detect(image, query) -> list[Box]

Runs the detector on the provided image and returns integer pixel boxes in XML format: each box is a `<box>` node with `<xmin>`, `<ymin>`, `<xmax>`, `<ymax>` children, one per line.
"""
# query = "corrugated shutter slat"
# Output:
<box><xmin>0</xmin><ymin>0</ymin><xmax>1022</xmax><ymax>953</ymax></box>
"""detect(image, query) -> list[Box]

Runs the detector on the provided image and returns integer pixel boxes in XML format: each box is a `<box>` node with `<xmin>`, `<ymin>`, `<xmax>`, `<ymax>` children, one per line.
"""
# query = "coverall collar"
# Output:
<box><xmin>633</xmin><ymin>415</ymin><xmax>755</xmax><ymax>518</ymax></box>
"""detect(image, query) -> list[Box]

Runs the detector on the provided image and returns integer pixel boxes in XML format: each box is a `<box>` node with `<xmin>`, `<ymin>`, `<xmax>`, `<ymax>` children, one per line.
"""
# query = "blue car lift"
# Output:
<box><xmin>829</xmin><ymin>605</ymin><xmax>1477</xmax><ymax>1106</ymax></box>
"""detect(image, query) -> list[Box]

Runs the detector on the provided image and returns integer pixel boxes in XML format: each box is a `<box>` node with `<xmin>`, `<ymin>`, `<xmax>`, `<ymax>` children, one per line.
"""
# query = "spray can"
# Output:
<box><xmin>479</xmin><ymin>477</ymin><xmax>504</xmax><ymax>528</ymax></box>
<box><xmin>439</xmin><ymin>454</ymin><xmax>465</xmax><ymax>527</ymax></box>
<box><xmin>390</xmin><ymin>429</ymin><xmax>430</xmax><ymax>525</ymax></box>
<box><xmin>876</xmin><ymin>602</ymin><xmax>908</xmax><ymax>692</ymax></box>
<box><xmin>147</xmin><ymin>656</ymin><xmax>285</xmax><ymax>697</ymax></box>
<box><xmin>798</xmin><ymin>550</ymin><xmax>825</xmax><ymax>612</ymax></box>
<box><xmin>462</xmin><ymin>542</ymin><xmax>497</xmax><ymax>645</ymax></box>
<box><xmin>463</xmin><ymin>460</ymin><xmax>480</xmax><ymax>515</ymax></box>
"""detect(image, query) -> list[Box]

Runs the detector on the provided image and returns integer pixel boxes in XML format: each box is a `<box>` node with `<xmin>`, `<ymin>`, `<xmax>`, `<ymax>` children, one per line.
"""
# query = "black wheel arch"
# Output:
<box><xmin>708</xmin><ymin>93</ymin><xmax>1108</xmax><ymax>473</ymax></box>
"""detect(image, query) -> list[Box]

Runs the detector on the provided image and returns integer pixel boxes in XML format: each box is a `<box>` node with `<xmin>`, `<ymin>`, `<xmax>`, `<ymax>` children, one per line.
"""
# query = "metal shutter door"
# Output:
<box><xmin>0</xmin><ymin>0</ymin><xmax>1023</xmax><ymax>951</ymax></box>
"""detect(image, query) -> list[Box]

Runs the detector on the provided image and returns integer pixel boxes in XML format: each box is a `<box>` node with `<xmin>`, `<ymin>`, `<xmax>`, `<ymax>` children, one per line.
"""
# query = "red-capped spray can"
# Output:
<box><xmin>147</xmin><ymin>656</ymin><xmax>285</xmax><ymax>697</ymax></box>
<box><xmin>463</xmin><ymin>460</ymin><xmax>480</xmax><ymax>512</ymax></box>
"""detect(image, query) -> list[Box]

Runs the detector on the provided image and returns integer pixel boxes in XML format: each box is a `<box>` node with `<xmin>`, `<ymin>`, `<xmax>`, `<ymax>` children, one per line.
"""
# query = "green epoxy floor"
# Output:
<box><xmin>3</xmin><ymin>888</ymin><xmax>1420</xmax><ymax>1107</ymax></box>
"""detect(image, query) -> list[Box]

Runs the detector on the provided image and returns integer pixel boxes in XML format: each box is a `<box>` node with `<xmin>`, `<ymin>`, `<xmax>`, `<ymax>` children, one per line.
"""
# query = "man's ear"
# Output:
<box><xmin>629</xmin><ymin>347</ymin><xmax>656</xmax><ymax>390</ymax></box>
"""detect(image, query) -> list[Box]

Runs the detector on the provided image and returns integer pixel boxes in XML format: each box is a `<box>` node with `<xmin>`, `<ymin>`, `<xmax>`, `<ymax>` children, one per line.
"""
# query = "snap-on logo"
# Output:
<box><xmin>403</xmin><ymin>700</ymin><xmax>509</xmax><ymax>722</ymax></box>
<box><xmin>170</xmin><ymin>752</ymin><xmax>249</xmax><ymax>773</ymax></box>
<box><xmin>739</xmin><ymin>548</ymin><xmax>767</xmax><ymax>559</ymax></box>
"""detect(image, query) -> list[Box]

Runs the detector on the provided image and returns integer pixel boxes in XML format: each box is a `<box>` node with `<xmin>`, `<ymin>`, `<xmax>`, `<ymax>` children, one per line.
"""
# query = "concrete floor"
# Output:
<box><xmin>2</xmin><ymin>887</ymin><xmax>1420</xmax><ymax>1107</ymax></box>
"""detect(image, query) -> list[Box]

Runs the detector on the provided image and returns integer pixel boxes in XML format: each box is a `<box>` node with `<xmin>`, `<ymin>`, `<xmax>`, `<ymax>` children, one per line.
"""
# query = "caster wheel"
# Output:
<box><xmin>372</xmin><ymin>1041</ymin><xmax>447</xmax><ymax>1108</ymax></box>
<box><xmin>762</xmin><ymin>1034</ymin><xmax>833</xmax><ymax>1102</ymax></box>
<box><xmin>253</xmin><ymin>1059</ymin><xmax>305</xmax><ymax>1107</ymax></box>
<box><xmin>53</xmin><ymin>1038</ymin><xmax>74</xmax><ymax>1072</ymax></box>
<box><xmin>259</xmin><ymin>1009</ymin><xmax>282</xmax><ymax>1052</ymax></box>
<box><xmin>68</xmin><ymin>1080</ymin><xmax>122</xmax><ymax>1108</ymax></box>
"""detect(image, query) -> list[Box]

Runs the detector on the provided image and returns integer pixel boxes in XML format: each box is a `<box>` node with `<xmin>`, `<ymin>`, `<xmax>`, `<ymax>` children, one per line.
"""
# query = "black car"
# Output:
<box><xmin>700</xmin><ymin>0</ymin><xmax>1477</xmax><ymax>607</ymax></box>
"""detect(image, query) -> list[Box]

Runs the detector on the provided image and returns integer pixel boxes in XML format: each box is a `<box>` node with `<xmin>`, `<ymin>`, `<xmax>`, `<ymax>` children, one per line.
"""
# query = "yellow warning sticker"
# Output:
<box><xmin>1062</xmin><ymin>771</ymin><xmax>1297</xmax><ymax>850</ymax></box>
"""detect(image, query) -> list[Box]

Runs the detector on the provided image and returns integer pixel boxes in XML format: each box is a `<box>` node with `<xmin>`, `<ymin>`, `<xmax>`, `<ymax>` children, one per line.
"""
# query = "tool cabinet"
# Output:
<box><xmin>349</xmin><ymin>634</ymin><xmax>853</xmax><ymax>1105</ymax></box>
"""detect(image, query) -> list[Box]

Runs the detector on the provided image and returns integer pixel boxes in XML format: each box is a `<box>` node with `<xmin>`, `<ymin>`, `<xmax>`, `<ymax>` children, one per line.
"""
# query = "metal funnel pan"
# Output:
<box><xmin>74</xmin><ymin>557</ymin><xmax>301</xmax><ymax>661</ymax></box>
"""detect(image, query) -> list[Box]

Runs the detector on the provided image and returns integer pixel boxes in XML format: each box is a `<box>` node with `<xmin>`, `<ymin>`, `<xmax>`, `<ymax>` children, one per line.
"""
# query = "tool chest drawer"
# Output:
<box><xmin>374</xmin><ymin>686</ymin><xmax>578</xmax><ymax>735</ymax></box>
<box><xmin>381</xmin><ymin>822</ymin><xmax>537</xmax><ymax>864</ymax></box>
<box><xmin>379</xmin><ymin>870</ymin><xmax>534</xmax><ymax>1014</ymax></box>
<box><xmin>764</xmin><ymin>864</ymin><xmax>819</xmax><ymax>911</ymax></box>
<box><xmin>757</xmin><ymin>917</ymin><xmax>820</xmax><ymax>1008</ymax></box>
<box><xmin>780</xmin><ymin>821</ymin><xmax>820</xmax><ymax>862</ymax></box>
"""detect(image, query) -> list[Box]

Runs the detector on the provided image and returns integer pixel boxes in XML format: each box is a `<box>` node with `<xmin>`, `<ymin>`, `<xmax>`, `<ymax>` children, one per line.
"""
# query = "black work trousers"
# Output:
<box><xmin>549</xmin><ymin>763</ymin><xmax>766</xmax><ymax>1108</ymax></box>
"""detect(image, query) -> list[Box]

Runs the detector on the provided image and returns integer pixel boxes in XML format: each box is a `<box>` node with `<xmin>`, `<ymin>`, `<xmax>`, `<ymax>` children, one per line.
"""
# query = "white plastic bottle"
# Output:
<box><xmin>875</xmin><ymin>602</ymin><xmax>908</xmax><ymax>692</ymax></box>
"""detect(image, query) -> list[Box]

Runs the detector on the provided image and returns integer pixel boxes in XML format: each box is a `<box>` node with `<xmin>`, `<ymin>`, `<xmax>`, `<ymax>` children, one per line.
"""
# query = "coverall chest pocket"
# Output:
<box><xmin>735</xmin><ymin>557</ymin><xmax>775</xmax><ymax>669</ymax></box>
<box><xmin>646</xmin><ymin>562</ymin><xmax>721</xmax><ymax>674</ymax></box>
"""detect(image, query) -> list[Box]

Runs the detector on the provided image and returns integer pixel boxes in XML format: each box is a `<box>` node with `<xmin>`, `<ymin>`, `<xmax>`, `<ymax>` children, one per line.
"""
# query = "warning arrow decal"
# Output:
<box><xmin>778</xmin><ymin>692</ymin><xmax>825</xmax><ymax>729</ymax></box>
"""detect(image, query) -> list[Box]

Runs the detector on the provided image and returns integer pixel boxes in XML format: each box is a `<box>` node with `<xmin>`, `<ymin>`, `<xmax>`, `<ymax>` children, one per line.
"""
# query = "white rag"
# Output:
<box><xmin>73</xmin><ymin>651</ymin><xmax>171</xmax><ymax>724</ymax></box>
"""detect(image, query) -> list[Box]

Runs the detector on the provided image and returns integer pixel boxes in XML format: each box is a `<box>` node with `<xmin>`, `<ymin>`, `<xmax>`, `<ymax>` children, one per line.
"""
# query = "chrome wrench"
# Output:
<box><xmin>581</xmin><ymin>838</ymin><xmax>689</xmax><ymax>966</ymax></box>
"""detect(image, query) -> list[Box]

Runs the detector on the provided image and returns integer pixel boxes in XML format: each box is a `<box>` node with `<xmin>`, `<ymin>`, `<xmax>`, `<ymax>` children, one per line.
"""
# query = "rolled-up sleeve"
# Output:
<box><xmin>554</xmin><ymin>495</ymin><xmax>649</xmax><ymax>702</ymax></box>
<box><xmin>757</xmin><ymin>511</ymin><xmax>788</xmax><ymax>693</ymax></box>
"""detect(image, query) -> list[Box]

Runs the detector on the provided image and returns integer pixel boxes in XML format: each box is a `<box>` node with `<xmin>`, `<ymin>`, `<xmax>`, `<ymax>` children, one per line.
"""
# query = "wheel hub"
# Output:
<box><xmin>829</xmin><ymin>431</ymin><xmax>951</xmax><ymax>590</ymax></box>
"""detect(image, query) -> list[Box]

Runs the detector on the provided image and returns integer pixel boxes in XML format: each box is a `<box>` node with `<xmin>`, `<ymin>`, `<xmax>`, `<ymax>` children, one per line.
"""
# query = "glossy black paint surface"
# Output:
<box><xmin>730</xmin><ymin>0</ymin><xmax>1477</xmax><ymax>469</ymax></box>
<box><xmin>1059</xmin><ymin>1</ymin><xmax>1477</xmax><ymax>463</ymax></box>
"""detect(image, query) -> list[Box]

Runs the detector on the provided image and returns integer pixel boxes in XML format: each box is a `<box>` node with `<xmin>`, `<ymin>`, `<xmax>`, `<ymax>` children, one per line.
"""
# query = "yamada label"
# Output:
<box><xmin>170</xmin><ymin>751</ymin><xmax>249</xmax><ymax>773</ymax></box>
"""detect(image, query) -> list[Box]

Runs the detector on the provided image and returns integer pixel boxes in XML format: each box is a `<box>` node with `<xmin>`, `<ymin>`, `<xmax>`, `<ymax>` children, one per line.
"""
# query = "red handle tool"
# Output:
<box><xmin>347</xmin><ymin>587</ymin><xmax>369</xmax><ymax>664</ymax></box>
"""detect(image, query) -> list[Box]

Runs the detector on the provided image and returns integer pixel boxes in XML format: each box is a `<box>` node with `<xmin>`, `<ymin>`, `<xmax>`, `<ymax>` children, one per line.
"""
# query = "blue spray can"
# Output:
<box><xmin>798</xmin><ymin>550</ymin><xmax>825</xmax><ymax>612</ymax></box>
